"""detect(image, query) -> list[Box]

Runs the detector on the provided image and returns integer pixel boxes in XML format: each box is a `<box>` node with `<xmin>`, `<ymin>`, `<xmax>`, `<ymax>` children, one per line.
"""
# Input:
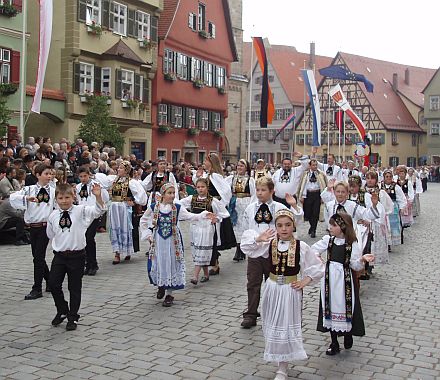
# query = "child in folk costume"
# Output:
<box><xmin>312</xmin><ymin>212</ymin><xmax>375</xmax><ymax>356</ymax></box>
<box><xmin>407</xmin><ymin>167</ymin><xmax>422</xmax><ymax>217</ymax></box>
<box><xmin>225</xmin><ymin>159</ymin><xmax>257</xmax><ymax>262</ymax></box>
<box><xmin>193</xmin><ymin>153</ymin><xmax>236</xmax><ymax>275</ymax></box>
<box><xmin>365</xmin><ymin>171</ymin><xmax>394</xmax><ymax>265</ymax></box>
<box><xmin>396</xmin><ymin>165</ymin><xmax>414</xmax><ymax>228</ymax></box>
<box><xmin>241</xmin><ymin>209</ymin><xmax>324</xmax><ymax>380</ymax></box>
<box><xmin>381</xmin><ymin>169</ymin><xmax>407</xmax><ymax>247</ymax></box>
<box><xmin>179</xmin><ymin>178</ymin><xmax>230</xmax><ymax>284</ymax></box>
<box><xmin>142</xmin><ymin>157</ymin><xmax>178</xmax><ymax>206</ymax></box>
<box><xmin>140</xmin><ymin>183</ymin><xmax>215</xmax><ymax>306</ymax></box>
<box><xmin>95</xmin><ymin>162</ymin><xmax>147</xmax><ymax>264</ymax></box>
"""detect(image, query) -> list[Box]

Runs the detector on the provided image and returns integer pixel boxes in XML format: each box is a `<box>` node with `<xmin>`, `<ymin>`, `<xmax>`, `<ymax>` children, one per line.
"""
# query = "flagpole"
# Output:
<box><xmin>327</xmin><ymin>92</ymin><xmax>330</xmax><ymax>158</ymax></box>
<box><xmin>19</xmin><ymin>0</ymin><xmax>28</xmax><ymax>140</ymax></box>
<box><xmin>303</xmin><ymin>60</ymin><xmax>306</xmax><ymax>157</ymax></box>
<box><xmin>247</xmin><ymin>40</ymin><xmax>254</xmax><ymax>162</ymax></box>
<box><xmin>342</xmin><ymin>110</ymin><xmax>346</xmax><ymax>162</ymax></box>
<box><xmin>338</xmin><ymin>107</ymin><xmax>341</xmax><ymax>163</ymax></box>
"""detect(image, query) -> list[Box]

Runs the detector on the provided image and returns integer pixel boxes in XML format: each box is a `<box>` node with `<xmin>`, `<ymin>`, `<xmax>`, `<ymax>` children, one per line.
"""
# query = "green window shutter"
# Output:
<box><xmin>78</xmin><ymin>0</ymin><xmax>87</xmax><ymax>22</ymax></box>
<box><xmin>115</xmin><ymin>69</ymin><xmax>122</xmax><ymax>99</ymax></box>
<box><xmin>102</xmin><ymin>0</ymin><xmax>110</xmax><ymax>29</ymax></box>
<box><xmin>94</xmin><ymin>66</ymin><xmax>101</xmax><ymax>94</ymax></box>
<box><xmin>142</xmin><ymin>77</ymin><xmax>149</xmax><ymax>103</ymax></box>
<box><xmin>127</xmin><ymin>9</ymin><xmax>136</xmax><ymax>37</ymax></box>
<box><xmin>134</xmin><ymin>74</ymin><xmax>141</xmax><ymax>100</ymax></box>
<box><xmin>151</xmin><ymin>16</ymin><xmax>158</xmax><ymax>42</ymax></box>
<box><xmin>73</xmin><ymin>63</ymin><xmax>81</xmax><ymax>93</ymax></box>
<box><xmin>208</xmin><ymin>111</ymin><xmax>213</xmax><ymax>131</ymax></box>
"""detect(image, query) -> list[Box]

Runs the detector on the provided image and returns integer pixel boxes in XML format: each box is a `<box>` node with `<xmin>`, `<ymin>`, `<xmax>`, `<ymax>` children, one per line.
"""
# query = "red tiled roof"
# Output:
<box><xmin>26</xmin><ymin>86</ymin><xmax>65</xmax><ymax>101</ymax></box>
<box><xmin>242</xmin><ymin>42</ymin><xmax>332</xmax><ymax>105</ymax></box>
<box><xmin>103</xmin><ymin>40</ymin><xmax>144</xmax><ymax>65</ymax></box>
<box><xmin>340</xmin><ymin>52</ymin><xmax>436</xmax><ymax>132</ymax></box>
<box><xmin>158</xmin><ymin>0</ymin><xmax>180</xmax><ymax>39</ymax></box>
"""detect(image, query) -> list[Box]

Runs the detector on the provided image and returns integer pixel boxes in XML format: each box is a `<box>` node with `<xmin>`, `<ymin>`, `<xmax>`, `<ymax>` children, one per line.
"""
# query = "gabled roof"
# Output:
<box><xmin>242</xmin><ymin>42</ymin><xmax>332</xmax><ymax>105</ymax></box>
<box><xmin>339</xmin><ymin>52</ymin><xmax>435</xmax><ymax>132</ymax></box>
<box><xmin>158</xmin><ymin>0</ymin><xmax>238</xmax><ymax>61</ymax></box>
<box><xmin>102</xmin><ymin>40</ymin><xmax>145</xmax><ymax>65</ymax></box>
<box><xmin>422</xmin><ymin>66</ymin><xmax>440</xmax><ymax>94</ymax></box>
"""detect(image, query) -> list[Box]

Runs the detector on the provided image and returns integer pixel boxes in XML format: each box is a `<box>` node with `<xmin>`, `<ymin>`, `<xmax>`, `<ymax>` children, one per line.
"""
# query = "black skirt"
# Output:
<box><xmin>218</xmin><ymin>217</ymin><xmax>237</xmax><ymax>251</ymax></box>
<box><xmin>317</xmin><ymin>269</ymin><xmax>365</xmax><ymax>336</ymax></box>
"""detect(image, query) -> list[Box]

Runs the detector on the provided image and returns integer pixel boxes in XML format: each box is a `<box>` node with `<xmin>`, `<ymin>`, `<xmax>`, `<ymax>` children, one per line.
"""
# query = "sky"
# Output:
<box><xmin>242</xmin><ymin>0</ymin><xmax>440</xmax><ymax>69</ymax></box>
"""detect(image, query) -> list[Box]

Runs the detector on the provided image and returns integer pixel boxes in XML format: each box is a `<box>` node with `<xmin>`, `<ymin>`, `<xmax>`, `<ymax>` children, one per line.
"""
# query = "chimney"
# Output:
<box><xmin>405</xmin><ymin>68</ymin><xmax>410</xmax><ymax>85</ymax></box>
<box><xmin>392</xmin><ymin>73</ymin><xmax>398</xmax><ymax>92</ymax></box>
<box><xmin>309</xmin><ymin>42</ymin><xmax>315</xmax><ymax>69</ymax></box>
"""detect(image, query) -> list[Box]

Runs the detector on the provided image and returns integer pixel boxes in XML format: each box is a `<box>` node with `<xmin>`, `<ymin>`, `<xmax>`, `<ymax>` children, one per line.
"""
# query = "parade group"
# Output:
<box><xmin>0</xmin><ymin>136</ymin><xmax>429</xmax><ymax>380</ymax></box>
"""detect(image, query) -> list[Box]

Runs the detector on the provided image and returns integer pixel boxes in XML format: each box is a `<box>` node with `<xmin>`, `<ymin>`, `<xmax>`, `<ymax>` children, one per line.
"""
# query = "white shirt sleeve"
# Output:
<box><xmin>349</xmin><ymin>241</ymin><xmax>364</xmax><ymax>272</ymax></box>
<box><xmin>406</xmin><ymin>181</ymin><xmax>415</xmax><ymax>202</ymax></box>
<box><xmin>240</xmin><ymin>229</ymin><xmax>271</xmax><ymax>259</ymax></box>
<box><xmin>395</xmin><ymin>185</ymin><xmax>407</xmax><ymax>210</ymax></box>
<box><xmin>299</xmin><ymin>241</ymin><xmax>325</xmax><ymax>284</ymax></box>
<box><xmin>311</xmin><ymin>235</ymin><xmax>331</xmax><ymax>256</ymax></box>
<box><xmin>129</xmin><ymin>180</ymin><xmax>148</xmax><ymax>206</ymax></box>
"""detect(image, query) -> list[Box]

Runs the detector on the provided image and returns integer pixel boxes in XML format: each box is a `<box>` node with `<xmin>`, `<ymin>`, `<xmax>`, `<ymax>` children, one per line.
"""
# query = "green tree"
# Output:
<box><xmin>77</xmin><ymin>95</ymin><xmax>124</xmax><ymax>152</ymax></box>
<box><xmin>0</xmin><ymin>96</ymin><xmax>12</xmax><ymax>138</ymax></box>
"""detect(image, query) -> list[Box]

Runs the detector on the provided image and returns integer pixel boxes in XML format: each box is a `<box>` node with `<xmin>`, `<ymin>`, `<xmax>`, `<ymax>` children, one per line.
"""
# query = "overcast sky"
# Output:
<box><xmin>242</xmin><ymin>0</ymin><xmax>440</xmax><ymax>69</ymax></box>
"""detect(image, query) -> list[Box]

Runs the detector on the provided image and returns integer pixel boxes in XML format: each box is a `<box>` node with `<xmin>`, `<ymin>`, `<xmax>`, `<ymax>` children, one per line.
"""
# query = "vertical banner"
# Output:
<box><xmin>252</xmin><ymin>37</ymin><xmax>274</xmax><ymax>128</ymax></box>
<box><xmin>301</xmin><ymin>69</ymin><xmax>321</xmax><ymax>146</ymax></box>
<box><xmin>31</xmin><ymin>0</ymin><xmax>53</xmax><ymax>114</ymax></box>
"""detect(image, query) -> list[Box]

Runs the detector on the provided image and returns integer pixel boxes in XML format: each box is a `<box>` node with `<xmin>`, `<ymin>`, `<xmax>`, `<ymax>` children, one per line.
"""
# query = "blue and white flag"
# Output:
<box><xmin>301</xmin><ymin>69</ymin><xmax>321</xmax><ymax>146</ymax></box>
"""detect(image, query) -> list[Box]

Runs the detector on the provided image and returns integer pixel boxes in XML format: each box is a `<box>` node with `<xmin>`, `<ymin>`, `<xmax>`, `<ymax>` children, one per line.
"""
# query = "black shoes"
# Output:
<box><xmin>51</xmin><ymin>313</ymin><xmax>67</xmax><ymax>326</ymax></box>
<box><xmin>190</xmin><ymin>278</ymin><xmax>198</xmax><ymax>285</ymax></box>
<box><xmin>326</xmin><ymin>343</ymin><xmax>340</xmax><ymax>356</ymax></box>
<box><xmin>200</xmin><ymin>276</ymin><xmax>209</xmax><ymax>283</ymax></box>
<box><xmin>162</xmin><ymin>295</ymin><xmax>174</xmax><ymax>307</ymax></box>
<box><xmin>24</xmin><ymin>290</ymin><xmax>43</xmax><ymax>300</ymax></box>
<box><xmin>344</xmin><ymin>334</ymin><xmax>353</xmax><ymax>349</ymax></box>
<box><xmin>209</xmin><ymin>267</ymin><xmax>220</xmax><ymax>276</ymax></box>
<box><xmin>241</xmin><ymin>317</ymin><xmax>257</xmax><ymax>329</ymax></box>
<box><xmin>156</xmin><ymin>287</ymin><xmax>165</xmax><ymax>299</ymax></box>
<box><xmin>310</xmin><ymin>231</ymin><xmax>316</xmax><ymax>238</ymax></box>
<box><xmin>66</xmin><ymin>320</ymin><xmax>78</xmax><ymax>331</ymax></box>
<box><xmin>14</xmin><ymin>240</ymin><xmax>29</xmax><ymax>246</ymax></box>
<box><xmin>359</xmin><ymin>274</ymin><xmax>370</xmax><ymax>280</ymax></box>
<box><xmin>88</xmin><ymin>268</ymin><xmax>97</xmax><ymax>276</ymax></box>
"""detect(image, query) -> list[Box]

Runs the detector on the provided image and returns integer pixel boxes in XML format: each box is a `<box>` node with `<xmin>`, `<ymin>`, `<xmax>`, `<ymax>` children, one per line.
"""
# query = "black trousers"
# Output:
<box><xmin>98</xmin><ymin>212</ymin><xmax>107</xmax><ymax>229</ymax></box>
<box><xmin>303</xmin><ymin>191</ymin><xmax>321</xmax><ymax>233</ymax></box>
<box><xmin>243</xmin><ymin>256</ymin><xmax>271</xmax><ymax>320</ymax></box>
<box><xmin>273</xmin><ymin>195</ymin><xmax>289</xmax><ymax>208</ymax></box>
<box><xmin>132</xmin><ymin>213</ymin><xmax>141</xmax><ymax>253</ymax></box>
<box><xmin>421</xmin><ymin>178</ymin><xmax>428</xmax><ymax>192</ymax></box>
<box><xmin>30</xmin><ymin>226</ymin><xmax>50</xmax><ymax>292</ymax></box>
<box><xmin>2</xmin><ymin>216</ymin><xmax>25</xmax><ymax>241</ymax></box>
<box><xmin>49</xmin><ymin>252</ymin><xmax>85</xmax><ymax>321</ymax></box>
<box><xmin>85</xmin><ymin>218</ymin><xmax>100</xmax><ymax>270</ymax></box>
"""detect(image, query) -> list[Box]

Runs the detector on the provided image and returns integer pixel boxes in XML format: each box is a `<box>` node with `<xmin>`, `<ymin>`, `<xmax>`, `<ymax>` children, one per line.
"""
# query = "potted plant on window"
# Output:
<box><xmin>217</xmin><ymin>86</ymin><xmax>226</xmax><ymax>95</ymax></box>
<box><xmin>87</xmin><ymin>21</ymin><xmax>103</xmax><ymax>36</ymax></box>
<box><xmin>104</xmin><ymin>93</ymin><xmax>112</xmax><ymax>105</ymax></box>
<box><xmin>80</xmin><ymin>90</ymin><xmax>93</xmax><ymax>103</ymax></box>
<box><xmin>193</xmin><ymin>78</ymin><xmax>204</xmax><ymax>89</ymax></box>
<box><xmin>187</xmin><ymin>127</ymin><xmax>199</xmax><ymax>136</ymax></box>
<box><xmin>139</xmin><ymin>102</ymin><xmax>148</xmax><ymax>111</ymax></box>
<box><xmin>0</xmin><ymin>82</ymin><xmax>18</xmax><ymax>96</ymax></box>
<box><xmin>164</xmin><ymin>72</ymin><xmax>177</xmax><ymax>82</ymax></box>
<box><xmin>158</xmin><ymin>125</ymin><xmax>172</xmax><ymax>133</ymax></box>
<box><xmin>139</xmin><ymin>35</ymin><xmax>155</xmax><ymax>49</ymax></box>
<box><xmin>0</xmin><ymin>2</ymin><xmax>18</xmax><ymax>17</ymax></box>
<box><xmin>198</xmin><ymin>29</ymin><xmax>210</xmax><ymax>39</ymax></box>
<box><xmin>122</xmin><ymin>98</ymin><xmax>139</xmax><ymax>109</ymax></box>
<box><xmin>213</xmin><ymin>130</ymin><xmax>224</xmax><ymax>138</ymax></box>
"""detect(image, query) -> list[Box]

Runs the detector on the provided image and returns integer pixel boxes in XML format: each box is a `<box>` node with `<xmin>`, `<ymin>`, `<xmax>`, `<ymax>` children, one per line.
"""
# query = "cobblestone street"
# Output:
<box><xmin>0</xmin><ymin>185</ymin><xmax>439</xmax><ymax>380</ymax></box>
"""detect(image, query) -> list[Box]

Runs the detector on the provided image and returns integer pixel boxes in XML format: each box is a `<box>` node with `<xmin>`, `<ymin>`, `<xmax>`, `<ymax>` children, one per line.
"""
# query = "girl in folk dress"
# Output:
<box><xmin>95</xmin><ymin>162</ymin><xmax>147</xmax><ymax>264</ymax></box>
<box><xmin>407</xmin><ymin>167</ymin><xmax>422</xmax><ymax>217</ymax></box>
<box><xmin>241</xmin><ymin>209</ymin><xmax>324</xmax><ymax>380</ymax></box>
<box><xmin>226</xmin><ymin>159</ymin><xmax>257</xmax><ymax>262</ymax></box>
<box><xmin>140</xmin><ymin>183</ymin><xmax>215</xmax><ymax>307</ymax></box>
<box><xmin>313</xmin><ymin>212</ymin><xmax>375</xmax><ymax>356</ymax></box>
<box><xmin>396</xmin><ymin>165</ymin><xmax>415</xmax><ymax>228</ymax></box>
<box><xmin>179</xmin><ymin>178</ymin><xmax>230</xmax><ymax>284</ymax></box>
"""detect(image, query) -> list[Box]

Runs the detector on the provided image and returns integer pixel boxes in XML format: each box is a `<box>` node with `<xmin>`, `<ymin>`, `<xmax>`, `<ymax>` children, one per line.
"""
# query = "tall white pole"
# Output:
<box><xmin>338</xmin><ymin>108</ymin><xmax>341</xmax><ymax>162</ymax></box>
<box><xmin>303</xmin><ymin>60</ymin><xmax>306</xmax><ymax>155</ymax></box>
<box><xmin>247</xmin><ymin>41</ymin><xmax>254</xmax><ymax>162</ymax></box>
<box><xmin>327</xmin><ymin>92</ymin><xmax>330</xmax><ymax>157</ymax></box>
<box><xmin>19</xmin><ymin>0</ymin><xmax>27</xmax><ymax>140</ymax></box>
<box><xmin>342</xmin><ymin>111</ymin><xmax>346</xmax><ymax>161</ymax></box>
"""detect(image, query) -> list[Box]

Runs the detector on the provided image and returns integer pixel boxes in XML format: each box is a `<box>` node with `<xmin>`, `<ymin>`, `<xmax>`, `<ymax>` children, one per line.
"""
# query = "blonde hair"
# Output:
<box><xmin>207</xmin><ymin>153</ymin><xmax>224</xmax><ymax>176</ymax></box>
<box><xmin>334</xmin><ymin>181</ymin><xmax>349</xmax><ymax>192</ymax></box>
<box><xmin>256</xmin><ymin>176</ymin><xmax>275</xmax><ymax>191</ymax></box>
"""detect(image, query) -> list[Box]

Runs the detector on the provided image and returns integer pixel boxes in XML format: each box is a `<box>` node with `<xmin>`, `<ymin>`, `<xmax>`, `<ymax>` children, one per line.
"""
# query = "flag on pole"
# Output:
<box><xmin>252</xmin><ymin>37</ymin><xmax>274</xmax><ymax>128</ymax></box>
<box><xmin>319</xmin><ymin>64</ymin><xmax>374</xmax><ymax>93</ymax></box>
<box><xmin>273</xmin><ymin>113</ymin><xmax>295</xmax><ymax>143</ymax></box>
<box><xmin>31</xmin><ymin>0</ymin><xmax>53</xmax><ymax>114</ymax></box>
<box><xmin>301</xmin><ymin>69</ymin><xmax>321</xmax><ymax>146</ymax></box>
<box><xmin>329</xmin><ymin>84</ymin><xmax>366</xmax><ymax>140</ymax></box>
<box><xmin>335</xmin><ymin>110</ymin><xmax>344</xmax><ymax>134</ymax></box>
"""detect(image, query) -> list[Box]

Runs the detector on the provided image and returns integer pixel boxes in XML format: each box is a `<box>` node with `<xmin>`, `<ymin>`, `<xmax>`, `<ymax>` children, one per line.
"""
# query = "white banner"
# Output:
<box><xmin>31</xmin><ymin>0</ymin><xmax>53</xmax><ymax>114</ymax></box>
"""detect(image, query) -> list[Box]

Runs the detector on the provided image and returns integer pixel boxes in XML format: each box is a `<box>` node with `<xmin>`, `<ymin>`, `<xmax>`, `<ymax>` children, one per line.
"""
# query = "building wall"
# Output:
<box><xmin>423</xmin><ymin>72</ymin><xmax>440</xmax><ymax>163</ymax></box>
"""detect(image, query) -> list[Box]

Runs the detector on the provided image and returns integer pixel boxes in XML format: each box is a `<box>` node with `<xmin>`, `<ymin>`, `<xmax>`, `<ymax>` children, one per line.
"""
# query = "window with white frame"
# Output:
<box><xmin>163</xmin><ymin>49</ymin><xmax>175</xmax><ymax>74</ymax></box>
<box><xmin>191</xmin><ymin>58</ymin><xmax>202</xmax><ymax>80</ymax></box>
<box><xmin>268</xmin><ymin>129</ymin><xmax>274</xmax><ymax>141</ymax></box>
<box><xmin>174</xmin><ymin>106</ymin><xmax>183</xmax><ymax>128</ymax></box>
<box><xmin>172</xmin><ymin>151</ymin><xmax>180</xmax><ymax>164</ymax></box>
<box><xmin>275</xmin><ymin>109</ymin><xmax>283</xmax><ymax>120</ymax></box>
<box><xmin>86</xmin><ymin>0</ymin><xmax>101</xmax><ymax>25</ymax></box>
<box><xmin>216</xmin><ymin>66</ymin><xmax>225</xmax><ymax>88</ymax></box>
<box><xmin>158</xmin><ymin>104</ymin><xmax>168</xmax><ymax>125</ymax></box>
<box><xmin>157</xmin><ymin>149</ymin><xmax>166</xmax><ymax>159</ymax></box>
<box><xmin>187</xmin><ymin>108</ymin><xmax>196</xmax><ymax>128</ymax></box>
<box><xmin>121</xmin><ymin>69</ymin><xmax>134</xmax><ymax>99</ymax></box>
<box><xmin>198</xmin><ymin>2</ymin><xmax>206</xmax><ymax>31</ymax></box>
<box><xmin>0</xmin><ymin>0</ymin><xmax>12</xmax><ymax>5</ymax></box>
<box><xmin>214</xmin><ymin>112</ymin><xmax>221</xmax><ymax>130</ymax></box>
<box><xmin>411</xmin><ymin>134</ymin><xmax>417</xmax><ymax>146</ymax></box>
<box><xmin>200</xmin><ymin>110</ymin><xmax>209</xmax><ymax>131</ymax></box>
<box><xmin>431</xmin><ymin>122</ymin><xmax>440</xmax><ymax>135</ymax></box>
<box><xmin>137</xmin><ymin>11</ymin><xmax>150</xmax><ymax>41</ymax></box>
<box><xmin>79</xmin><ymin>62</ymin><xmax>94</xmax><ymax>94</ymax></box>
<box><xmin>177</xmin><ymin>53</ymin><xmax>188</xmax><ymax>80</ymax></box>
<box><xmin>430</xmin><ymin>95</ymin><xmax>440</xmax><ymax>111</ymax></box>
<box><xmin>391</xmin><ymin>131</ymin><xmax>398</xmax><ymax>144</ymax></box>
<box><xmin>101</xmin><ymin>67</ymin><xmax>111</xmax><ymax>95</ymax></box>
<box><xmin>111</xmin><ymin>2</ymin><xmax>127</xmax><ymax>36</ymax></box>
<box><xmin>261</xmin><ymin>130</ymin><xmax>266</xmax><ymax>139</ymax></box>
<box><xmin>0</xmin><ymin>48</ymin><xmax>11</xmax><ymax>84</ymax></box>
<box><xmin>198</xmin><ymin>151</ymin><xmax>206</xmax><ymax>164</ymax></box>
<box><xmin>204</xmin><ymin>63</ymin><xmax>213</xmax><ymax>86</ymax></box>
